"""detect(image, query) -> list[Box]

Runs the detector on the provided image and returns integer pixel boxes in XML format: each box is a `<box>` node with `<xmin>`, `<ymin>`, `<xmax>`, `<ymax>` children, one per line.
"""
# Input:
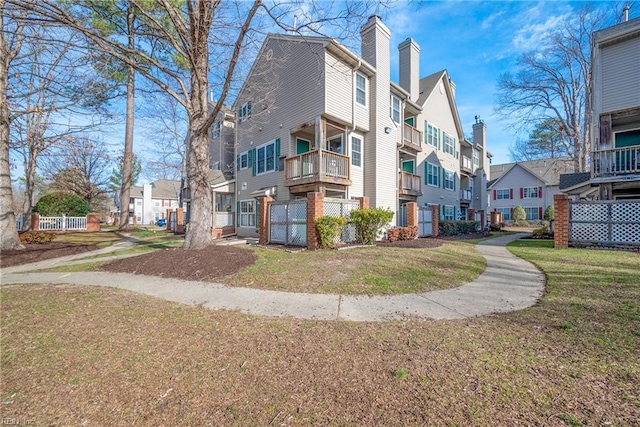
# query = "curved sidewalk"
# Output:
<box><xmin>0</xmin><ymin>233</ymin><xmax>545</xmax><ymax>321</ymax></box>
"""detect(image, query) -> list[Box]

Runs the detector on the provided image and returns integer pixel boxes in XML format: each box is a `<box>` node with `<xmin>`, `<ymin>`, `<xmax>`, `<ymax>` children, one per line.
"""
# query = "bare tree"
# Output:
<box><xmin>9</xmin><ymin>0</ymin><xmax>381</xmax><ymax>248</ymax></box>
<box><xmin>8</xmin><ymin>27</ymin><xmax>103</xmax><ymax>229</ymax></box>
<box><xmin>43</xmin><ymin>135</ymin><xmax>112</xmax><ymax>211</ymax></box>
<box><xmin>496</xmin><ymin>4</ymin><xmax>632</xmax><ymax>172</ymax></box>
<box><xmin>1</xmin><ymin>0</ymin><xmax>26</xmax><ymax>249</ymax></box>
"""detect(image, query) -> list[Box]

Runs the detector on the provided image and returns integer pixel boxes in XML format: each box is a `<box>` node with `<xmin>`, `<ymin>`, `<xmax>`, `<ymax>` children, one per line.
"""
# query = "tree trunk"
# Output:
<box><xmin>0</xmin><ymin>14</ymin><xmax>24</xmax><ymax>249</ymax></box>
<box><xmin>22</xmin><ymin>148</ymin><xmax>37</xmax><ymax>231</ymax></box>
<box><xmin>118</xmin><ymin>4</ymin><xmax>135</xmax><ymax>230</ymax></box>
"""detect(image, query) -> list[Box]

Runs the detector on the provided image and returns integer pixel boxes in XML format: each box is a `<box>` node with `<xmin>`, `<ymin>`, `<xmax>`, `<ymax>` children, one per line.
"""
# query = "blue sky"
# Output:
<box><xmin>374</xmin><ymin>0</ymin><xmax>637</xmax><ymax>164</ymax></box>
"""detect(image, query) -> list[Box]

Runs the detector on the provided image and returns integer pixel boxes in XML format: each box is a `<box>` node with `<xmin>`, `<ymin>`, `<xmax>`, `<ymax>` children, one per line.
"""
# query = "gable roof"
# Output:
<box><xmin>416</xmin><ymin>69</ymin><xmax>465</xmax><ymax>139</ymax></box>
<box><xmin>489</xmin><ymin>158</ymin><xmax>575</xmax><ymax>188</ymax></box>
<box><xmin>150</xmin><ymin>180</ymin><xmax>181</xmax><ymax>199</ymax></box>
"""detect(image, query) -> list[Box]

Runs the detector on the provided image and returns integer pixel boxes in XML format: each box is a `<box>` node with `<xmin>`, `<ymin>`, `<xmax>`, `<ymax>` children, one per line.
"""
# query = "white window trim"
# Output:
<box><xmin>496</xmin><ymin>188</ymin><xmax>510</xmax><ymax>200</ymax></box>
<box><xmin>523</xmin><ymin>187</ymin><xmax>539</xmax><ymax>199</ymax></box>
<box><xmin>390</xmin><ymin>95</ymin><xmax>401</xmax><ymax>124</ymax></box>
<box><xmin>444</xmin><ymin>169</ymin><xmax>455</xmax><ymax>191</ymax></box>
<box><xmin>255</xmin><ymin>139</ymin><xmax>277</xmax><ymax>176</ymax></box>
<box><xmin>427</xmin><ymin>162</ymin><xmax>440</xmax><ymax>187</ymax></box>
<box><xmin>524</xmin><ymin>206</ymin><xmax>541</xmax><ymax>220</ymax></box>
<box><xmin>239</xmin><ymin>199</ymin><xmax>256</xmax><ymax>228</ymax></box>
<box><xmin>350</xmin><ymin>134</ymin><xmax>363</xmax><ymax>168</ymax></box>
<box><xmin>425</xmin><ymin>121</ymin><xmax>439</xmax><ymax>148</ymax></box>
<box><xmin>497</xmin><ymin>207</ymin><xmax>511</xmax><ymax>221</ymax></box>
<box><xmin>443</xmin><ymin>132</ymin><xmax>456</xmax><ymax>156</ymax></box>
<box><xmin>212</xmin><ymin>121</ymin><xmax>221</xmax><ymax>139</ymax></box>
<box><xmin>238</xmin><ymin>151</ymin><xmax>249</xmax><ymax>170</ymax></box>
<box><xmin>355</xmin><ymin>72</ymin><xmax>367</xmax><ymax>107</ymax></box>
<box><xmin>237</xmin><ymin>102</ymin><xmax>251</xmax><ymax>124</ymax></box>
<box><xmin>443</xmin><ymin>205</ymin><xmax>455</xmax><ymax>221</ymax></box>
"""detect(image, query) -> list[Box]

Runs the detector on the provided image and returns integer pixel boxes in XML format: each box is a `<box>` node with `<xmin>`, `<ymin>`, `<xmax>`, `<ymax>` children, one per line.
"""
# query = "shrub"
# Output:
<box><xmin>512</xmin><ymin>205</ymin><xmax>526</xmax><ymax>223</ymax></box>
<box><xmin>387</xmin><ymin>226</ymin><xmax>418</xmax><ymax>242</ymax></box>
<box><xmin>438</xmin><ymin>220</ymin><xmax>480</xmax><ymax>236</ymax></box>
<box><xmin>532</xmin><ymin>225</ymin><xmax>550</xmax><ymax>238</ymax></box>
<box><xmin>315</xmin><ymin>216</ymin><xmax>347</xmax><ymax>249</ymax></box>
<box><xmin>544</xmin><ymin>205</ymin><xmax>554</xmax><ymax>221</ymax></box>
<box><xmin>349</xmin><ymin>208</ymin><xmax>394</xmax><ymax>245</ymax></box>
<box><xmin>34</xmin><ymin>192</ymin><xmax>90</xmax><ymax>217</ymax></box>
<box><xmin>19</xmin><ymin>231</ymin><xmax>55</xmax><ymax>244</ymax></box>
<box><xmin>489</xmin><ymin>223</ymin><xmax>502</xmax><ymax>232</ymax></box>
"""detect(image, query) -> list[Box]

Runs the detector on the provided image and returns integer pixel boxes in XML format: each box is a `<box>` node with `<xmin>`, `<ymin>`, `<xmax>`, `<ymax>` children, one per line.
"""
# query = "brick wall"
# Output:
<box><xmin>406</xmin><ymin>202</ymin><xmax>418</xmax><ymax>228</ymax></box>
<box><xmin>256</xmin><ymin>195</ymin><xmax>273</xmax><ymax>245</ymax></box>
<box><xmin>430</xmin><ymin>205</ymin><xmax>439</xmax><ymax>237</ymax></box>
<box><xmin>554</xmin><ymin>193</ymin><xmax>569</xmax><ymax>248</ymax></box>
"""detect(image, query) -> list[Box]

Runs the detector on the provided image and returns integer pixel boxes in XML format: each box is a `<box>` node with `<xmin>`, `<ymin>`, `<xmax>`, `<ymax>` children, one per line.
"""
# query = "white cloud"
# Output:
<box><xmin>481</xmin><ymin>10</ymin><xmax>505</xmax><ymax>30</ymax></box>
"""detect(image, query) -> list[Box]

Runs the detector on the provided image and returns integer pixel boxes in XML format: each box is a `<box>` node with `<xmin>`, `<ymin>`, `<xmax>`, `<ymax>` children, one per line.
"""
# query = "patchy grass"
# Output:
<box><xmin>51</xmin><ymin>231</ymin><xmax>123</xmax><ymax>248</ymax></box>
<box><xmin>224</xmin><ymin>242</ymin><xmax>485</xmax><ymax>294</ymax></box>
<box><xmin>2</xmin><ymin>237</ymin><xmax>639</xmax><ymax>427</ymax></box>
<box><xmin>33</xmin><ymin>261</ymin><xmax>109</xmax><ymax>273</ymax></box>
<box><xmin>77</xmin><ymin>238</ymin><xmax>184</xmax><ymax>260</ymax></box>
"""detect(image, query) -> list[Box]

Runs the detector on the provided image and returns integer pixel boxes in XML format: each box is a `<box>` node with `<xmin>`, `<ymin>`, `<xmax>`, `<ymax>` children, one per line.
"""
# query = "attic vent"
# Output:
<box><xmin>266</xmin><ymin>49</ymin><xmax>273</xmax><ymax>61</ymax></box>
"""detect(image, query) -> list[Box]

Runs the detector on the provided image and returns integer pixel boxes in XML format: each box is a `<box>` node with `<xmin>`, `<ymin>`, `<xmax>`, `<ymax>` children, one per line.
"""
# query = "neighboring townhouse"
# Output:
<box><xmin>209</xmin><ymin>107</ymin><xmax>236</xmax><ymax>180</ymax></box>
<box><xmin>130</xmin><ymin>179</ymin><xmax>183</xmax><ymax>225</ymax></box>
<box><xmin>588</xmin><ymin>15</ymin><xmax>640</xmax><ymax>199</ymax></box>
<box><xmin>488</xmin><ymin>158</ymin><xmax>575</xmax><ymax>222</ymax></box>
<box><xmin>215</xmin><ymin>16</ymin><xmax>490</xmax><ymax>238</ymax></box>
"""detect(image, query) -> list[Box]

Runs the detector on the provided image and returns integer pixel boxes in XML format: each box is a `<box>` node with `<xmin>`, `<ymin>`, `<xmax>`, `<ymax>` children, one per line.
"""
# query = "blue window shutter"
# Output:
<box><xmin>424</xmin><ymin>162</ymin><xmax>428</xmax><ymax>185</ymax></box>
<box><xmin>247</xmin><ymin>102</ymin><xmax>252</xmax><ymax>117</ymax></box>
<box><xmin>236</xmin><ymin>155</ymin><xmax>240</xmax><ymax>171</ymax></box>
<box><xmin>249</xmin><ymin>148</ymin><xmax>256</xmax><ymax>176</ymax></box>
<box><xmin>274</xmin><ymin>138</ymin><xmax>280</xmax><ymax>171</ymax></box>
<box><xmin>237</xmin><ymin>201</ymin><xmax>240</xmax><ymax>226</ymax></box>
<box><xmin>454</xmin><ymin>173</ymin><xmax>457</xmax><ymax>191</ymax></box>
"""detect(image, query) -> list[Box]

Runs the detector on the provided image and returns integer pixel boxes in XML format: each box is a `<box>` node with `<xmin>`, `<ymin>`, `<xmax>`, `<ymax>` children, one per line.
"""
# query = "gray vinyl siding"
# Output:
<box><xmin>361</xmin><ymin>20</ymin><xmax>397</xmax><ymax>215</ymax></box>
<box><xmin>234</xmin><ymin>37</ymin><xmax>327</xmax><ymax>218</ymax></box>
<box><xmin>414</xmin><ymin>77</ymin><xmax>462</xmax><ymax>210</ymax></box>
<box><xmin>489</xmin><ymin>166</ymin><xmax>553</xmax><ymax>216</ymax></box>
<box><xmin>600</xmin><ymin>35</ymin><xmax>640</xmax><ymax>113</ymax></box>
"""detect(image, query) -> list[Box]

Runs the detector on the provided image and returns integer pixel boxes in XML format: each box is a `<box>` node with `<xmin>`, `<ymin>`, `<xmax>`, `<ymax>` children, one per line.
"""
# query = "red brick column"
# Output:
<box><xmin>468</xmin><ymin>208</ymin><xmax>475</xmax><ymax>221</ymax></box>
<box><xmin>166</xmin><ymin>209</ymin><xmax>172</xmax><ymax>231</ymax></box>
<box><xmin>31</xmin><ymin>213</ymin><xmax>40</xmax><ymax>231</ymax></box>
<box><xmin>490</xmin><ymin>211</ymin><xmax>502</xmax><ymax>226</ymax></box>
<box><xmin>176</xmin><ymin>208</ymin><xmax>184</xmax><ymax>233</ymax></box>
<box><xmin>306</xmin><ymin>192</ymin><xmax>324</xmax><ymax>250</ymax></box>
<box><xmin>256</xmin><ymin>195</ymin><xmax>273</xmax><ymax>245</ymax></box>
<box><xmin>86</xmin><ymin>213</ymin><xmax>101</xmax><ymax>232</ymax></box>
<box><xmin>356</xmin><ymin>196</ymin><xmax>369</xmax><ymax>209</ymax></box>
<box><xmin>554</xmin><ymin>193</ymin><xmax>569</xmax><ymax>248</ymax></box>
<box><xmin>430</xmin><ymin>205</ymin><xmax>439</xmax><ymax>237</ymax></box>
<box><xmin>406</xmin><ymin>202</ymin><xmax>418</xmax><ymax>228</ymax></box>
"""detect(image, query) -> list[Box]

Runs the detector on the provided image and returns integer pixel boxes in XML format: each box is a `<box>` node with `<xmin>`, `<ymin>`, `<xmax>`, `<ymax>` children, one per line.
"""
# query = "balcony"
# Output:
<box><xmin>461</xmin><ymin>155</ymin><xmax>473</xmax><ymax>174</ymax></box>
<box><xmin>592</xmin><ymin>146</ymin><xmax>640</xmax><ymax>179</ymax></box>
<box><xmin>460</xmin><ymin>188</ymin><xmax>473</xmax><ymax>203</ymax></box>
<box><xmin>399</xmin><ymin>171</ymin><xmax>422</xmax><ymax>197</ymax></box>
<box><xmin>285</xmin><ymin>149</ymin><xmax>351</xmax><ymax>189</ymax></box>
<box><xmin>400</xmin><ymin>123</ymin><xmax>423</xmax><ymax>153</ymax></box>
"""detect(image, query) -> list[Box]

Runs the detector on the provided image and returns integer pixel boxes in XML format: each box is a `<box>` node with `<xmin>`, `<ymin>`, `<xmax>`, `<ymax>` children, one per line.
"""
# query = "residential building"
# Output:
<box><xmin>130</xmin><ymin>180</ymin><xmax>183</xmax><ymax>225</ymax></box>
<box><xmin>588</xmin><ymin>15</ymin><xmax>640</xmax><ymax>199</ymax></box>
<box><xmin>213</xmin><ymin>16</ymin><xmax>490</xmax><ymax>238</ymax></box>
<box><xmin>209</xmin><ymin>107</ymin><xmax>236</xmax><ymax>180</ymax></box>
<box><xmin>488</xmin><ymin>158</ymin><xmax>574</xmax><ymax>221</ymax></box>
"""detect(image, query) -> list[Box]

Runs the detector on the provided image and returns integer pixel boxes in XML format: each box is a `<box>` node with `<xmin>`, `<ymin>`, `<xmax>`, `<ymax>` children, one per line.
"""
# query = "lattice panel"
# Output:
<box><xmin>570</xmin><ymin>223</ymin><xmax>608</xmax><ymax>242</ymax></box>
<box><xmin>288</xmin><ymin>224</ymin><xmax>307</xmax><ymax>246</ymax></box>
<box><xmin>571</xmin><ymin>203</ymin><xmax>608</xmax><ymax>221</ymax></box>
<box><xmin>612</xmin><ymin>224</ymin><xmax>640</xmax><ymax>244</ymax></box>
<box><xmin>323</xmin><ymin>200</ymin><xmax>359</xmax><ymax>217</ymax></box>
<box><xmin>342</xmin><ymin>224</ymin><xmax>358</xmax><ymax>243</ymax></box>
<box><xmin>287</xmin><ymin>202</ymin><xmax>307</xmax><ymax>222</ymax></box>
<box><xmin>611</xmin><ymin>202</ymin><xmax>640</xmax><ymax>222</ymax></box>
<box><xmin>270</xmin><ymin>204</ymin><xmax>287</xmax><ymax>223</ymax></box>
<box><xmin>270</xmin><ymin>224</ymin><xmax>287</xmax><ymax>244</ymax></box>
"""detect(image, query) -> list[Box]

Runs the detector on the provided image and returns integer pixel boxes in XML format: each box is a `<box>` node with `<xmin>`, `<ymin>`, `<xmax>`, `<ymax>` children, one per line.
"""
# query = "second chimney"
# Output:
<box><xmin>398</xmin><ymin>38</ymin><xmax>420</xmax><ymax>102</ymax></box>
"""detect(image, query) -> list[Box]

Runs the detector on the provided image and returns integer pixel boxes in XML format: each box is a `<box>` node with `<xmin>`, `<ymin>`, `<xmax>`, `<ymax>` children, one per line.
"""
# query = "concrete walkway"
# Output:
<box><xmin>0</xmin><ymin>233</ymin><xmax>545</xmax><ymax>321</ymax></box>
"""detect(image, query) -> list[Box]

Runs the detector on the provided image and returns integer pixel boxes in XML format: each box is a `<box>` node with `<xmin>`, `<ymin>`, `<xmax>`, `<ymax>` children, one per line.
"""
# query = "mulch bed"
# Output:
<box><xmin>99</xmin><ymin>245</ymin><xmax>258</xmax><ymax>282</ymax></box>
<box><xmin>0</xmin><ymin>243</ymin><xmax>100</xmax><ymax>268</ymax></box>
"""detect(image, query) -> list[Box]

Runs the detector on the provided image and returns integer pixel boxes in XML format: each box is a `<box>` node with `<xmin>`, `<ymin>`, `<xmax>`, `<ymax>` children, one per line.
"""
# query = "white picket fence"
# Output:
<box><xmin>38</xmin><ymin>215</ymin><xmax>88</xmax><ymax>231</ymax></box>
